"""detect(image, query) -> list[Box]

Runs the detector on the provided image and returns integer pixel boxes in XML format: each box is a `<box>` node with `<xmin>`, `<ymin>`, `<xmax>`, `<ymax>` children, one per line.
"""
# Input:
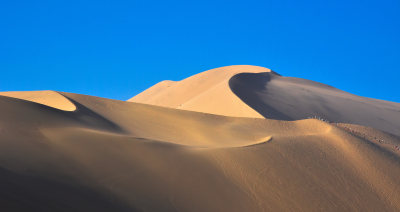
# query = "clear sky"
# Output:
<box><xmin>1</xmin><ymin>0</ymin><xmax>399</xmax><ymax>102</ymax></box>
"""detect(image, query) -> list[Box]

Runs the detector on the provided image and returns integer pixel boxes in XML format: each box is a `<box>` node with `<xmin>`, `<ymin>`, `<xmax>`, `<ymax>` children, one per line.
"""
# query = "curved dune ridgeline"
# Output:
<box><xmin>131</xmin><ymin>65</ymin><xmax>400</xmax><ymax>136</ymax></box>
<box><xmin>129</xmin><ymin>65</ymin><xmax>269</xmax><ymax>118</ymax></box>
<box><xmin>228</xmin><ymin>71</ymin><xmax>400</xmax><ymax>136</ymax></box>
<box><xmin>0</xmin><ymin>65</ymin><xmax>400</xmax><ymax>211</ymax></box>
<box><xmin>0</xmin><ymin>90</ymin><xmax>76</xmax><ymax>111</ymax></box>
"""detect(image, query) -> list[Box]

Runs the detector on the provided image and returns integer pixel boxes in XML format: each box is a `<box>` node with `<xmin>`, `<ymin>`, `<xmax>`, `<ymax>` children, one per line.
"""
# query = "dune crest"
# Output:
<box><xmin>1</xmin><ymin>65</ymin><xmax>400</xmax><ymax>211</ymax></box>
<box><xmin>131</xmin><ymin>65</ymin><xmax>400</xmax><ymax>136</ymax></box>
<box><xmin>229</xmin><ymin>71</ymin><xmax>400</xmax><ymax>136</ymax></box>
<box><xmin>129</xmin><ymin>65</ymin><xmax>270</xmax><ymax>118</ymax></box>
<box><xmin>0</xmin><ymin>90</ymin><xmax>76</xmax><ymax>111</ymax></box>
<box><xmin>1</xmin><ymin>92</ymin><xmax>400</xmax><ymax>211</ymax></box>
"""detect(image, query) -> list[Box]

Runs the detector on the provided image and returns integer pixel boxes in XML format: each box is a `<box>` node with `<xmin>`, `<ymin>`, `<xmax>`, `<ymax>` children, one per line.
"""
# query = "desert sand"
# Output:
<box><xmin>129</xmin><ymin>65</ymin><xmax>271</xmax><ymax>118</ymax></box>
<box><xmin>0</xmin><ymin>65</ymin><xmax>400</xmax><ymax>211</ymax></box>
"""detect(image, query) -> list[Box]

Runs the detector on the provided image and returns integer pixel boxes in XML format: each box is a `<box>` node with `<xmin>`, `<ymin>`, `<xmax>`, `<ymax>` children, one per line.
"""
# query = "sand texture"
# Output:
<box><xmin>1</xmin><ymin>65</ymin><xmax>400</xmax><ymax>211</ymax></box>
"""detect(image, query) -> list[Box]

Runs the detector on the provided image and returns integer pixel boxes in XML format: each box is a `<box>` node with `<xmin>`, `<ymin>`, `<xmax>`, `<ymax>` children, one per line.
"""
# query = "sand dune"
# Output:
<box><xmin>1</xmin><ymin>65</ymin><xmax>400</xmax><ymax>211</ymax></box>
<box><xmin>229</xmin><ymin>71</ymin><xmax>400</xmax><ymax>136</ymax></box>
<box><xmin>0</xmin><ymin>90</ymin><xmax>76</xmax><ymax>111</ymax></box>
<box><xmin>131</xmin><ymin>65</ymin><xmax>400</xmax><ymax>136</ymax></box>
<box><xmin>129</xmin><ymin>65</ymin><xmax>270</xmax><ymax>118</ymax></box>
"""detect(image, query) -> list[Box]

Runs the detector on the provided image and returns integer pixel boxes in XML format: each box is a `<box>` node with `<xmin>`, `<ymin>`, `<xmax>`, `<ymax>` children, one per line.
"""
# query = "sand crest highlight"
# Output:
<box><xmin>0</xmin><ymin>65</ymin><xmax>399</xmax><ymax>211</ymax></box>
<box><xmin>0</xmin><ymin>90</ymin><xmax>76</xmax><ymax>111</ymax></box>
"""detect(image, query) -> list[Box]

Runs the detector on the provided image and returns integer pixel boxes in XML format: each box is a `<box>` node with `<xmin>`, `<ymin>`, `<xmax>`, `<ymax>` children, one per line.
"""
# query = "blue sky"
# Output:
<box><xmin>1</xmin><ymin>0</ymin><xmax>399</xmax><ymax>102</ymax></box>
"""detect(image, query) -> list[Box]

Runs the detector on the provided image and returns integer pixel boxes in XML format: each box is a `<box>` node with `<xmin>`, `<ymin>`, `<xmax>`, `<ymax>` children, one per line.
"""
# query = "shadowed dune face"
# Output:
<box><xmin>129</xmin><ymin>65</ymin><xmax>270</xmax><ymax>118</ymax></box>
<box><xmin>1</xmin><ymin>65</ymin><xmax>400</xmax><ymax>211</ymax></box>
<box><xmin>229</xmin><ymin>72</ymin><xmax>291</xmax><ymax>120</ymax></box>
<box><xmin>1</xmin><ymin>92</ymin><xmax>400</xmax><ymax>211</ymax></box>
<box><xmin>0</xmin><ymin>167</ymin><xmax>134</xmax><ymax>212</ymax></box>
<box><xmin>58</xmin><ymin>92</ymin><xmax>332</xmax><ymax>148</ymax></box>
<box><xmin>131</xmin><ymin>65</ymin><xmax>400</xmax><ymax>136</ymax></box>
<box><xmin>0</xmin><ymin>91</ymin><xmax>76</xmax><ymax>111</ymax></box>
<box><xmin>229</xmin><ymin>72</ymin><xmax>400</xmax><ymax>136</ymax></box>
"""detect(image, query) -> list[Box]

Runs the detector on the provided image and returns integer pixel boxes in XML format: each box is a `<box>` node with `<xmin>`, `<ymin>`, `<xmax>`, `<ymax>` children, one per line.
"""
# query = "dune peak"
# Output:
<box><xmin>129</xmin><ymin>65</ymin><xmax>272</xmax><ymax>118</ymax></box>
<box><xmin>1</xmin><ymin>70</ymin><xmax>400</xmax><ymax>211</ymax></box>
<box><xmin>130</xmin><ymin>65</ymin><xmax>400</xmax><ymax>136</ymax></box>
<box><xmin>0</xmin><ymin>90</ymin><xmax>76</xmax><ymax>111</ymax></box>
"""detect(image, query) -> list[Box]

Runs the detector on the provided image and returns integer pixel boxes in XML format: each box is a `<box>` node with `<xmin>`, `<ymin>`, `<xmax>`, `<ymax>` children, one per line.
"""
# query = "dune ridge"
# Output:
<box><xmin>59</xmin><ymin>92</ymin><xmax>334</xmax><ymax>148</ymax></box>
<box><xmin>131</xmin><ymin>65</ymin><xmax>400</xmax><ymax>136</ymax></box>
<box><xmin>0</xmin><ymin>65</ymin><xmax>400</xmax><ymax>211</ymax></box>
<box><xmin>229</xmin><ymin>71</ymin><xmax>400</xmax><ymax>136</ymax></box>
<box><xmin>1</xmin><ymin>91</ymin><xmax>400</xmax><ymax>211</ymax></box>
<box><xmin>0</xmin><ymin>90</ymin><xmax>76</xmax><ymax>111</ymax></box>
<box><xmin>129</xmin><ymin>65</ymin><xmax>270</xmax><ymax>118</ymax></box>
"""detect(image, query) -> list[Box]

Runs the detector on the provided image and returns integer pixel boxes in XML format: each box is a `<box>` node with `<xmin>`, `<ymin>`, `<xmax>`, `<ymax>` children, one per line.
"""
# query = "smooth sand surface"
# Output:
<box><xmin>229</xmin><ymin>71</ymin><xmax>400</xmax><ymax>136</ymax></box>
<box><xmin>129</xmin><ymin>65</ymin><xmax>271</xmax><ymax>118</ymax></box>
<box><xmin>1</xmin><ymin>65</ymin><xmax>400</xmax><ymax>211</ymax></box>
<box><xmin>0</xmin><ymin>90</ymin><xmax>76</xmax><ymax>111</ymax></box>
<box><xmin>131</xmin><ymin>65</ymin><xmax>400</xmax><ymax>136</ymax></box>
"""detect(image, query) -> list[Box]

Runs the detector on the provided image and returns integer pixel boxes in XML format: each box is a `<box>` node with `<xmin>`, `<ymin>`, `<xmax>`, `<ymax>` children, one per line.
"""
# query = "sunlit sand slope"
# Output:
<box><xmin>131</xmin><ymin>65</ymin><xmax>400</xmax><ymax>136</ymax></box>
<box><xmin>129</xmin><ymin>65</ymin><xmax>270</xmax><ymax>118</ymax></box>
<box><xmin>0</xmin><ymin>90</ymin><xmax>76</xmax><ymax>111</ymax></box>
<box><xmin>0</xmin><ymin>92</ymin><xmax>400</xmax><ymax>211</ymax></box>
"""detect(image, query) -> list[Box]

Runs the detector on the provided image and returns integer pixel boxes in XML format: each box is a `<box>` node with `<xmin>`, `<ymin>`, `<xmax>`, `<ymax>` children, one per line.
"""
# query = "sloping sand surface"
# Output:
<box><xmin>229</xmin><ymin>71</ymin><xmax>400</xmax><ymax>136</ymax></box>
<box><xmin>131</xmin><ymin>65</ymin><xmax>400</xmax><ymax>136</ymax></box>
<box><xmin>0</xmin><ymin>90</ymin><xmax>76</xmax><ymax>111</ymax></box>
<box><xmin>1</xmin><ymin>92</ymin><xmax>400</xmax><ymax>211</ymax></box>
<box><xmin>129</xmin><ymin>65</ymin><xmax>270</xmax><ymax>117</ymax></box>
